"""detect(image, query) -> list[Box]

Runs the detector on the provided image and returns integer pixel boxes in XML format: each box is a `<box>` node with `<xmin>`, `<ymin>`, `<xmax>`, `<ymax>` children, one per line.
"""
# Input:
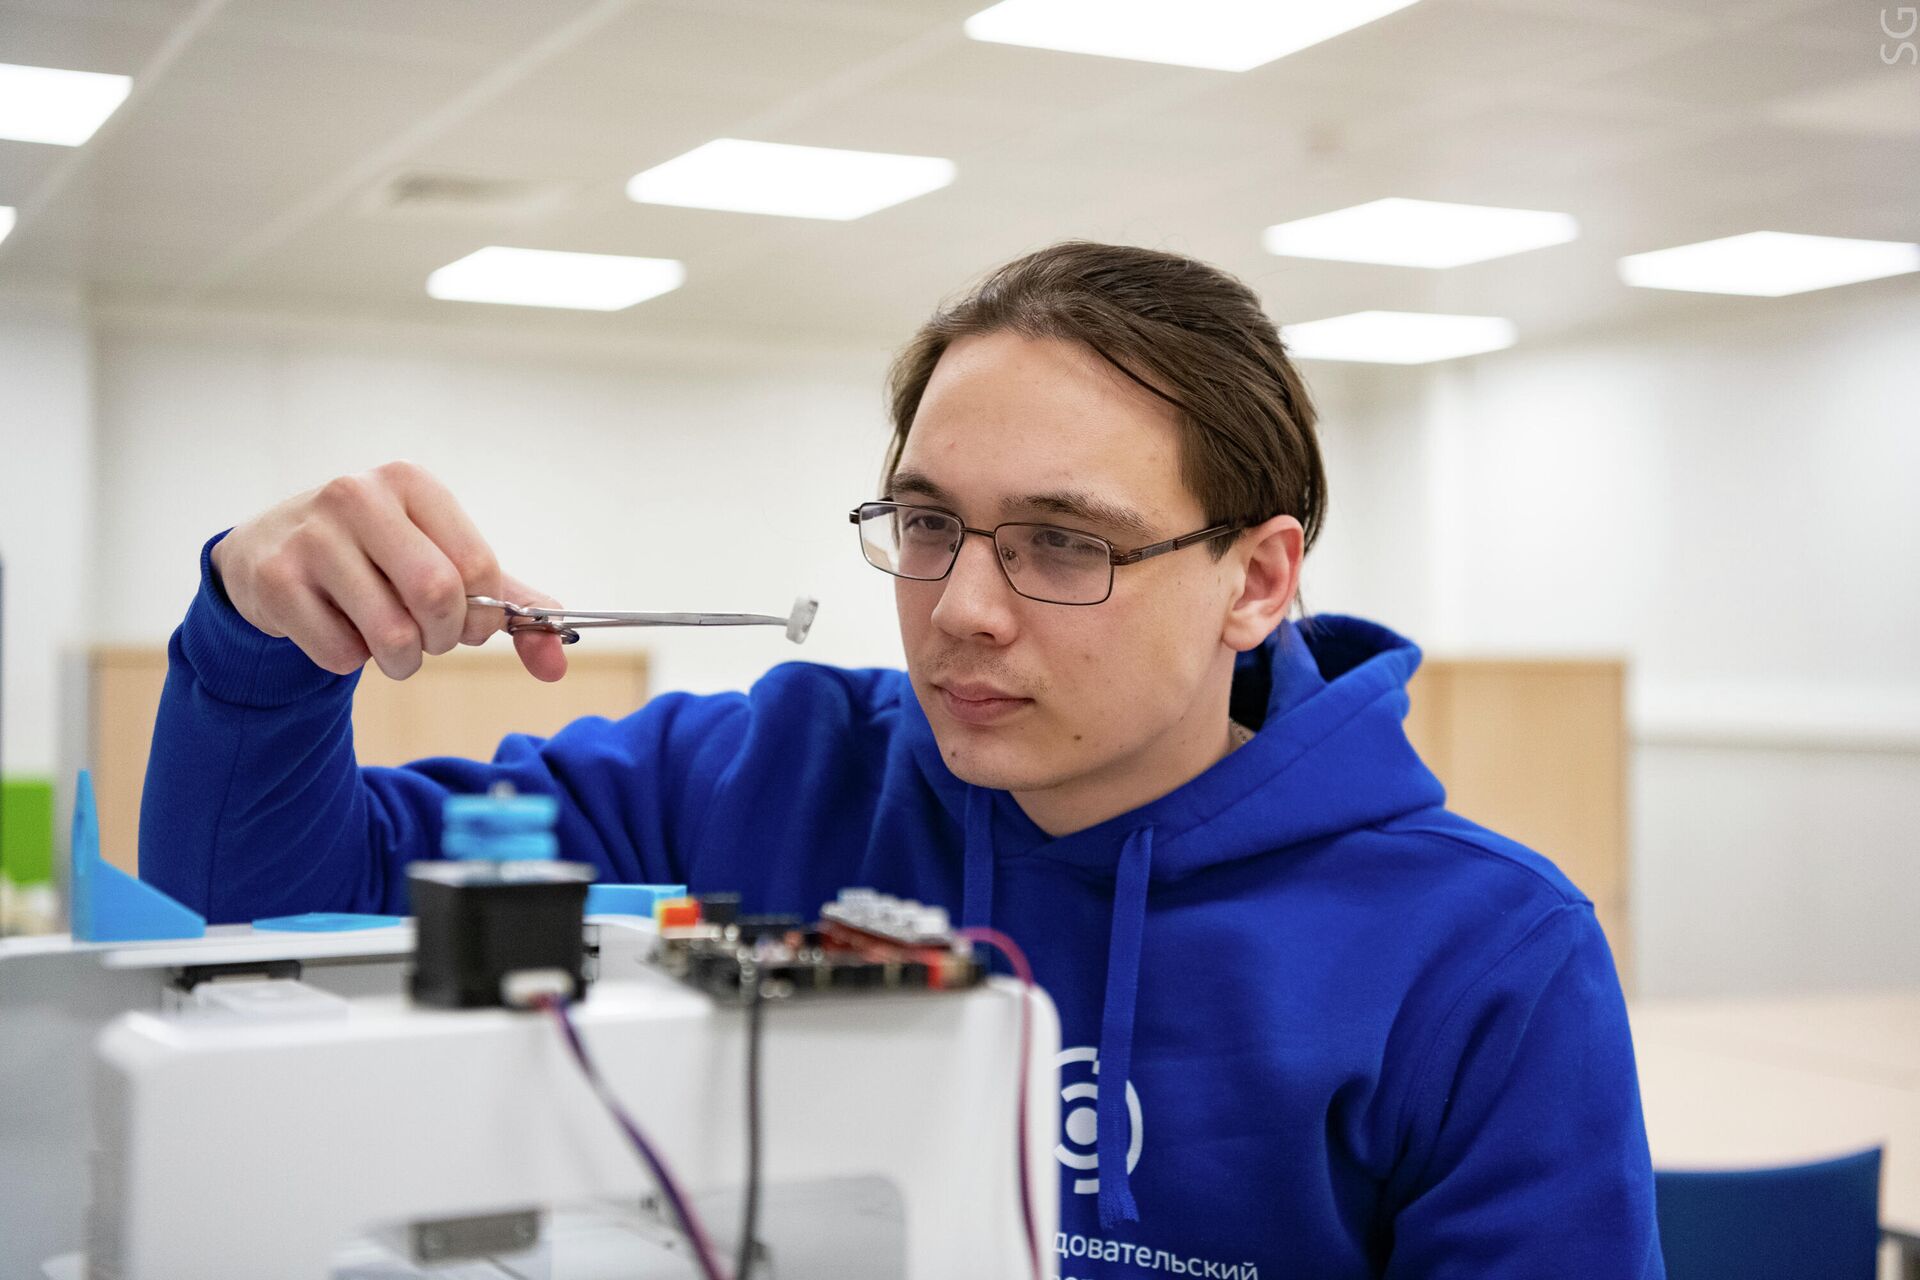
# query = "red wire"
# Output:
<box><xmin>957</xmin><ymin>926</ymin><xmax>1042</xmax><ymax>1280</ymax></box>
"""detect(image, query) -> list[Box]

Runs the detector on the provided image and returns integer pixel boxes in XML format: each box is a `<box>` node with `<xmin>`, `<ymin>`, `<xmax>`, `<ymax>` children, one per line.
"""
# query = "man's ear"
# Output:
<box><xmin>1222</xmin><ymin>514</ymin><xmax>1304</xmax><ymax>653</ymax></box>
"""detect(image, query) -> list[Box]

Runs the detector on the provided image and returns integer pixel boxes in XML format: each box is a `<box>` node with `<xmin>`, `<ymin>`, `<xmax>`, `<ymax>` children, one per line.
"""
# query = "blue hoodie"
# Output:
<box><xmin>145</xmin><ymin>534</ymin><xmax>1663</xmax><ymax>1278</ymax></box>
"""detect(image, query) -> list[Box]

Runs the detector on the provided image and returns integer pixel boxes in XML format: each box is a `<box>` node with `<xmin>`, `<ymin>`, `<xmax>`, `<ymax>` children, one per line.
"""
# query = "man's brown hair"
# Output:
<box><xmin>884</xmin><ymin>241</ymin><xmax>1326</xmax><ymax>558</ymax></box>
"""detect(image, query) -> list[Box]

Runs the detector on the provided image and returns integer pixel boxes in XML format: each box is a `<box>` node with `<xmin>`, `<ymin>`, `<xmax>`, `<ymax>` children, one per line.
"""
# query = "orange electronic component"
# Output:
<box><xmin>655</xmin><ymin>898</ymin><xmax>701</xmax><ymax>930</ymax></box>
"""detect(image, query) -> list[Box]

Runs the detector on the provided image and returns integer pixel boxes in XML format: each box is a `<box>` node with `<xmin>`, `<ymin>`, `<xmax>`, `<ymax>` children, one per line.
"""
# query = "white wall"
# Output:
<box><xmin>90</xmin><ymin>308</ymin><xmax>911</xmax><ymax>697</ymax></box>
<box><xmin>15</xmin><ymin>286</ymin><xmax>1919</xmax><ymax>998</ymax></box>
<box><xmin>1319</xmin><ymin>281</ymin><xmax>1920</xmax><ymax>998</ymax></box>
<box><xmin>0</xmin><ymin>289</ymin><xmax>95</xmax><ymax>777</ymax></box>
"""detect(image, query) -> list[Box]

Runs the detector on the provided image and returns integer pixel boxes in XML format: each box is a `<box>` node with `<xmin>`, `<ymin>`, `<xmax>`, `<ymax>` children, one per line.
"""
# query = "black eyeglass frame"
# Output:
<box><xmin>848</xmin><ymin>500</ymin><xmax>1244</xmax><ymax>606</ymax></box>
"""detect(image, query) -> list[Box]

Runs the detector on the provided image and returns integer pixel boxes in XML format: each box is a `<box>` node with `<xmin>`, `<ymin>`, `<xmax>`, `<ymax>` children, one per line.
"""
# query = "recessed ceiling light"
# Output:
<box><xmin>0</xmin><ymin>62</ymin><xmax>132</xmax><ymax>146</ymax></box>
<box><xmin>963</xmin><ymin>0</ymin><xmax>1423</xmax><ymax>72</ymax></box>
<box><xmin>1618</xmin><ymin>231</ymin><xmax>1920</xmax><ymax>296</ymax></box>
<box><xmin>1263</xmin><ymin>197</ymin><xmax>1579</xmax><ymax>268</ymax></box>
<box><xmin>627</xmin><ymin>139</ymin><xmax>956</xmax><ymax>221</ymax></box>
<box><xmin>426</xmin><ymin>247</ymin><xmax>685</xmax><ymax>311</ymax></box>
<box><xmin>0</xmin><ymin>207</ymin><xmax>15</xmax><ymax>247</ymax></box>
<box><xmin>1281</xmin><ymin>311</ymin><xmax>1517</xmax><ymax>364</ymax></box>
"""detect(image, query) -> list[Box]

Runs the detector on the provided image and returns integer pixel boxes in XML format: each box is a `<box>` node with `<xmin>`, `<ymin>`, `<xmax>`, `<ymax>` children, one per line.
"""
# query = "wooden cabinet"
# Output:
<box><xmin>1405</xmin><ymin>659</ymin><xmax>1631</xmax><ymax>990</ymax></box>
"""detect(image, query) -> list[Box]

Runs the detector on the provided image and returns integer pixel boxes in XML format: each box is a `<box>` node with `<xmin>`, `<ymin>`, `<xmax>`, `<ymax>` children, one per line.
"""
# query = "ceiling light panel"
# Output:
<box><xmin>0</xmin><ymin>62</ymin><xmax>132</xmax><ymax>146</ymax></box>
<box><xmin>0</xmin><ymin>207</ymin><xmax>15</xmax><ymax>247</ymax></box>
<box><xmin>1263</xmin><ymin>197</ymin><xmax>1579</xmax><ymax>267</ymax></box>
<box><xmin>963</xmin><ymin>0</ymin><xmax>1424</xmax><ymax>72</ymax></box>
<box><xmin>1618</xmin><ymin>232</ymin><xmax>1920</xmax><ymax>296</ymax></box>
<box><xmin>1282</xmin><ymin>311</ymin><xmax>1517</xmax><ymax>364</ymax></box>
<box><xmin>426</xmin><ymin>247</ymin><xmax>685</xmax><ymax>311</ymax></box>
<box><xmin>628</xmin><ymin>139</ymin><xmax>956</xmax><ymax>221</ymax></box>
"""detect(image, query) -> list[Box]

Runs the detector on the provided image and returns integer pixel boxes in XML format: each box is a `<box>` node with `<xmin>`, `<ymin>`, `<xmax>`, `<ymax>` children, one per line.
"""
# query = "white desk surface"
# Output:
<box><xmin>1630</xmin><ymin>990</ymin><xmax>1920</xmax><ymax>1243</ymax></box>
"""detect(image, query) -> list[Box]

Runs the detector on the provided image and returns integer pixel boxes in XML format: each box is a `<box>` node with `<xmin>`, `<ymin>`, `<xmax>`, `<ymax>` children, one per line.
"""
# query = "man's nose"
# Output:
<box><xmin>930</xmin><ymin>531</ymin><xmax>1019</xmax><ymax>641</ymax></box>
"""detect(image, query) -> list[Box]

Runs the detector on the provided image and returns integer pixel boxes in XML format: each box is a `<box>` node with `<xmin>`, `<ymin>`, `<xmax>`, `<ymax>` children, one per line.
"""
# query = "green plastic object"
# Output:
<box><xmin>69</xmin><ymin>769</ymin><xmax>206</xmax><ymax>943</ymax></box>
<box><xmin>1</xmin><ymin>776</ymin><xmax>55</xmax><ymax>886</ymax></box>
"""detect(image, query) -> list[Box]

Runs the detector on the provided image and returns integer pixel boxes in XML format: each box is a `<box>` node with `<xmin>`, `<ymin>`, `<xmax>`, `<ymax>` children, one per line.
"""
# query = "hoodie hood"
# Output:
<box><xmin>911</xmin><ymin>614</ymin><xmax>1446</xmax><ymax>1228</ymax></box>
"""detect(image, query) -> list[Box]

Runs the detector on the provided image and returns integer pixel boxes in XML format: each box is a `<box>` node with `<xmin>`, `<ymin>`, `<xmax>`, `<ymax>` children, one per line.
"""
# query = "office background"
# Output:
<box><xmin>2</xmin><ymin>0</ymin><xmax>1916</xmax><ymax>1001</ymax></box>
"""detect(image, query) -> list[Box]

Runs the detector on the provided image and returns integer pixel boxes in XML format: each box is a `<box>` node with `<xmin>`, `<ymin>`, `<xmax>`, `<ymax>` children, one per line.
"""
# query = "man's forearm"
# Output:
<box><xmin>140</xmin><ymin>535</ymin><xmax>374</xmax><ymax>922</ymax></box>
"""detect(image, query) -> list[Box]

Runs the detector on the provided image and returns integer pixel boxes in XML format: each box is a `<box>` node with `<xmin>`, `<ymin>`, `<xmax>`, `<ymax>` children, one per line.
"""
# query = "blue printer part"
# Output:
<box><xmin>586</xmin><ymin>884</ymin><xmax>688</xmax><ymax>917</ymax></box>
<box><xmin>69</xmin><ymin>769</ymin><xmax>207</xmax><ymax>943</ymax></box>
<box><xmin>252</xmin><ymin>912</ymin><xmax>409</xmax><ymax>932</ymax></box>
<box><xmin>441</xmin><ymin>791</ymin><xmax>560</xmax><ymax>861</ymax></box>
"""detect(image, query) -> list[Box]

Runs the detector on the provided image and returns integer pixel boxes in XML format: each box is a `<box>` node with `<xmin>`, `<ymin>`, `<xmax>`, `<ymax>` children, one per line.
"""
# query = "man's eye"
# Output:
<box><xmin>1034</xmin><ymin>528</ymin><xmax>1101</xmax><ymax>555</ymax></box>
<box><xmin>902</xmin><ymin>513</ymin><xmax>954</xmax><ymax>536</ymax></box>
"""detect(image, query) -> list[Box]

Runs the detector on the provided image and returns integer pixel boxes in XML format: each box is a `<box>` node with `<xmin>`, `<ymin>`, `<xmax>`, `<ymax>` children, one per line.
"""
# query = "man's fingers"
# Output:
<box><xmin>273</xmin><ymin>586</ymin><xmax>372</xmax><ymax>677</ymax></box>
<box><xmin>357</xmin><ymin>498</ymin><xmax>470</xmax><ymax>658</ymax></box>
<box><xmin>461</xmin><ymin>598</ymin><xmax>508</xmax><ymax>647</ymax></box>
<box><xmin>323</xmin><ymin>546</ymin><xmax>425</xmax><ymax>681</ymax></box>
<box><xmin>385</xmin><ymin>462</ymin><xmax>504</xmax><ymax>645</ymax></box>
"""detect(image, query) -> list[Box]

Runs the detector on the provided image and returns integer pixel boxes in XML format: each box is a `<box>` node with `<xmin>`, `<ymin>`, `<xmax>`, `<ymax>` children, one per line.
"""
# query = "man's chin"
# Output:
<box><xmin>930</xmin><ymin>726</ymin><xmax>1076</xmax><ymax>793</ymax></box>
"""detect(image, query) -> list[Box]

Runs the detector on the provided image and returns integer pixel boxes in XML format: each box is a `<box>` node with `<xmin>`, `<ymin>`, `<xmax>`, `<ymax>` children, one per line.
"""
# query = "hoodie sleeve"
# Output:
<box><xmin>140</xmin><ymin>532</ymin><xmax>748</xmax><ymax>923</ymax></box>
<box><xmin>1383</xmin><ymin>903</ymin><xmax>1665</xmax><ymax>1279</ymax></box>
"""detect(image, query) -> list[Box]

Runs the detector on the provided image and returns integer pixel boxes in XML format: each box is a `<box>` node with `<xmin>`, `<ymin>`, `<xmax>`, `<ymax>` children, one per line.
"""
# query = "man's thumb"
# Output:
<box><xmin>498</xmin><ymin>572</ymin><xmax>569</xmax><ymax>683</ymax></box>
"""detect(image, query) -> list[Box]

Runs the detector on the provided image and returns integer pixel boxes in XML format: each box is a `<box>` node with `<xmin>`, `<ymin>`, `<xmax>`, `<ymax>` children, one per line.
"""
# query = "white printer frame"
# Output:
<box><xmin>5</xmin><ymin>919</ymin><xmax>1059</xmax><ymax>1278</ymax></box>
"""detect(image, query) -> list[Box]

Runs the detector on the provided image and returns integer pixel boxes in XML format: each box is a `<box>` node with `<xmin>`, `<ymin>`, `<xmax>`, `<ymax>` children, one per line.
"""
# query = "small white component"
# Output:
<box><xmin>786</xmin><ymin>596</ymin><xmax>819</xmax><ymax>644</ymax></box>
<box><xmin>823</xmin><ymin>891</ymin><xmax>957</xmax><ymax>945</ymax></box>
<box><xmin>191</xmin><ymin>979</ymin><xmax>349</xmax><ymax>1022</ymax></box>
<box><xmin>500</xmin><ymin>968</ymin><xmax>576</xmax><ymax>1008</ymax></box>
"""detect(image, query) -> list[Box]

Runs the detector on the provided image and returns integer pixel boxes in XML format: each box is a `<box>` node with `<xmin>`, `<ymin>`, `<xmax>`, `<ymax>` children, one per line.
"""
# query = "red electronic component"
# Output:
<box><xmin>818</xmin><ymin>918</ymin><xmax>959</xmax><ymax>983</ymax></box>
<box><xmin>656</xmin><ymin>899</ymin><xmax>701</xmax><ymax>930</ymax></box>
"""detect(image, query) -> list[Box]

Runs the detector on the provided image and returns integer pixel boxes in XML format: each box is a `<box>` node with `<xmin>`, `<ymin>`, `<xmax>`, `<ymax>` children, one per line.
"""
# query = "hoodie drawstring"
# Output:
<box><xmin>962</xmin><ymin>785</ymin><xmax>994</xmax><ymax>929</ymax></box>
<box><xmin>1097</xmin><ymin>825</ymin><xmax>1153</xmax><ymax>1229</ymax></box>
<box><xmin>961</xmin><ymin>788</ymin><xmax>1153</xmax><ymax>1230</ymax></box>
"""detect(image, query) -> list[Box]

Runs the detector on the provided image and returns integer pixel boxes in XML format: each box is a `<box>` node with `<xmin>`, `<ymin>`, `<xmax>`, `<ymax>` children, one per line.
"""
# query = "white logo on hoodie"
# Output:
<box><xmin>1054</xmin><ymin>1045</ymin><xmax>1143</xmax><ymax>1194</ymax></box>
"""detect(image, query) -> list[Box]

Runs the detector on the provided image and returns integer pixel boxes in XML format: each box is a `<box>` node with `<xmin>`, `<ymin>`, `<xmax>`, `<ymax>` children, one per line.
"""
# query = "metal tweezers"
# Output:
<box><xmin>468</xmin><ymin>595</ymin><xmax>818</xmax><ymax>646</ymax></box>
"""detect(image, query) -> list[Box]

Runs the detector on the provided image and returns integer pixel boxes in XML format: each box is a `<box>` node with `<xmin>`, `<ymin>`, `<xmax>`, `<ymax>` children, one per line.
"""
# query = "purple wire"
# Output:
<box><xmin>538</xmin><ymin>995</ymin><xmax>730</xmax><ymax>1280</ymax></box>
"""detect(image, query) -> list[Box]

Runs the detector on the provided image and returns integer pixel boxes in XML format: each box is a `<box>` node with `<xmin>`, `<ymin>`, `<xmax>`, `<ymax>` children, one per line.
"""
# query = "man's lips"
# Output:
<box><xmin>935</xmin><ymin>681</ymin><xmax>1033</xmax><ymax>725</ymax></box>
<box><xmin>940</xmin><ymin>680</ymin><xmax>1024</xmax><ymax>702</ymax></box>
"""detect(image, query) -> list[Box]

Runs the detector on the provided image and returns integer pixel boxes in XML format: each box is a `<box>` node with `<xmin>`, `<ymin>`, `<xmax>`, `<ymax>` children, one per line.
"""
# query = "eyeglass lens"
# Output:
<box><xmin>856</xmin><ymin>504</ymin><xmax>1113</xmax><ymax>605</ymax></box>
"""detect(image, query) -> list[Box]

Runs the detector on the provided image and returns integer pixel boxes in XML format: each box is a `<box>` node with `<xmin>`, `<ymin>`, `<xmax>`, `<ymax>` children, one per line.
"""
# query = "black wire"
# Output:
<box><xmin>733</xmin><ymin>971</ymin><xmax>764</xmax><ymax>1280</ymax></box>
<box><xmin>736</xmin><ymin>967</ymin><xmax>766</xmax><ymax>1280</ymax></box>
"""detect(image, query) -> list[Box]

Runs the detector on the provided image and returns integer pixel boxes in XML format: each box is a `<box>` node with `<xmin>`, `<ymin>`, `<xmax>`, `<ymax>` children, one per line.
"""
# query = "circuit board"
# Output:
<box><xmin>652</xmin><ymin>889</ymin><xmax>984</xmax><ymax>1003</ymax></box>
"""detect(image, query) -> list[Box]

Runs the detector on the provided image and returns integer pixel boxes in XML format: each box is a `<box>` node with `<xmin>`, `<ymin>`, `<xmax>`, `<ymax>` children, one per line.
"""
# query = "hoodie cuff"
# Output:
<box><xmin>179</xmin><ymin>529</ymin><xmax>357</xmax><ymax>708</ymax></box>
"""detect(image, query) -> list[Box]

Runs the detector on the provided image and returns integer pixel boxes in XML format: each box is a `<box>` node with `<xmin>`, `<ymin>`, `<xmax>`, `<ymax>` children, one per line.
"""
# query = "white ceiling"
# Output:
<box><xmin>1</xmin><ymin>0</ymin><xmax>1915</xmax><ymax>347</ymax></box>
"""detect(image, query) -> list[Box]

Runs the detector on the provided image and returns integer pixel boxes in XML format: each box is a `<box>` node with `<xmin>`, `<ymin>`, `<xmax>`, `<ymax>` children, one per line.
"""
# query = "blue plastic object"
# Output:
<box><xmin>252</xmin><ymin>912</ymin><xmax>408</xmax><ymax>932</ymax></box>
<box><xmin>585</xmin><ymin>884</ymin><xmax>688</xmax><ymax>918</ymax></box>
<box><xmin>441</xmin><ymin>791</ymin><xmax>559</xmax><ymax>861</ymax></box>
<box><xmin>1655</xmin><ymin>1146</ymin><xmax>1883</xmax><ymax>1280</ymax></box>
<box><xmin>69</xmin><ymin>769</ymin><xmax>207</xmax><ymax>943</ymax></box>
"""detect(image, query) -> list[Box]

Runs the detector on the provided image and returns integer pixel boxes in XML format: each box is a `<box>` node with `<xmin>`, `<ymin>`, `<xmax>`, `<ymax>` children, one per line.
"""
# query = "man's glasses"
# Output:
<box><xmin>849</xmin><ymin>501</ymin><xmax>1242</xmax><ymax>606</ymax></box>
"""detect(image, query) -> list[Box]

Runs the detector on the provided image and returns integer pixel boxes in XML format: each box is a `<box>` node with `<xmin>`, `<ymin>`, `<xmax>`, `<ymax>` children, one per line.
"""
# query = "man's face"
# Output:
<box><xmin>891</xmin><ymin>330</ymin><xmax>1247</xmax><ymax>825</ymax></box>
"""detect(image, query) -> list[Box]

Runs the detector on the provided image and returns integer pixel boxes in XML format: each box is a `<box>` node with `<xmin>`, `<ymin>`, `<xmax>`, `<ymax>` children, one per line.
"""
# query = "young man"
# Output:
<box><xmin>145</xmin><ymin>243</ymin><xmax>1662</xmax><ymax>1276</ymax></box>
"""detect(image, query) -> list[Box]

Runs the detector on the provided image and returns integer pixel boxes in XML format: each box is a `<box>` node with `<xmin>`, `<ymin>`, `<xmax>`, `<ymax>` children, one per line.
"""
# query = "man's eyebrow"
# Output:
<box><xmin>885</xmin><ymin>469</ymin><xmax>956</xmax><ymax>505</ymax></box>
<box><xmin>1010</xmin><ymin>490</ymin><xmax>1155</xmax><ymax>541</ymax></box>
<box><xmin>887</xmin><ymin>470</ymin><xmax>1156</xmax><ymax>541</ymax></box>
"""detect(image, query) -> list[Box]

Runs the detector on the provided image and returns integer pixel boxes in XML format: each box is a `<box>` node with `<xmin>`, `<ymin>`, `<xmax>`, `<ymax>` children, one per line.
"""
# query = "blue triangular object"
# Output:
<box><xmin>70</xmin><ymin>770</ymin><xmax>206</xmax><ymax>942</ymax></box>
